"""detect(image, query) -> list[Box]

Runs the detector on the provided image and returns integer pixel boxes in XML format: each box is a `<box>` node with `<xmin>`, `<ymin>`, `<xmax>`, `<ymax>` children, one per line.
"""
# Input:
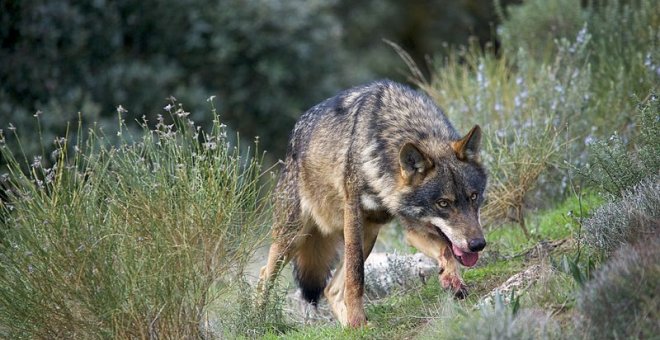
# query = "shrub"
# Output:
<box><xmin>496</xmin><ymin>0</ymin><xmax>586</xmax><ymax>61</ymax></box>
<box><xmin>587</xmin><ymin>0</ymin><xmax>660</xmax><ymax>127</ymax></box>
<box><xmin>210</xmin><ymin>279</ymin><xmax>291</xmax><ymax>337</ymax></box>
<box><xmin>422</xmin><ymin>294</ymin><xmax>560</xmax><ymax>340</ymax></box>
<box><xmin>582</xmin><ymin>94</ymin><xmax>660</xmax><ymax>197</ymax></box>
<box><xmin>577</xmin><ymin>234</ymin><xmax>660</xmax><ymax>338</ymax></box>
<box><xmin>497</xmin><ymin>0</ymin><xmax>659</xmax><ymax>131</ymax></box>
<box><xmin>582</xmin><ymin>175</ymin><xmax>659</xmax><ymax>254</ymax></box>
<box><xmin>0</xmin><ymin>103</ymin><xmax>271</xmax><ymax>338</ymax></box>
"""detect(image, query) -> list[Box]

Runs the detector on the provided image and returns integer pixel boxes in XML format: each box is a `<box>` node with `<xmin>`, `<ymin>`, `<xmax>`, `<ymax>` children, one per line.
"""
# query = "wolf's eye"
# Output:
<box><xmin>437</xmin><ymin>199</ymin><xmax>450</xmax><ymax>208</ymax></box>
<box><xmin>470</xmin><ymin>193</ymin><xmax>479</xmax><ymax>201</ymax></box>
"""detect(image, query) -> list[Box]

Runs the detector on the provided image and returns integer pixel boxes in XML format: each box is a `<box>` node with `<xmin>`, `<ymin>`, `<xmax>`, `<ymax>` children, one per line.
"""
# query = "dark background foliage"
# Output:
<box><xmin>0</xmin><ymin>0</ymin><xmax>517</xmax><ymax>159</ymax></box>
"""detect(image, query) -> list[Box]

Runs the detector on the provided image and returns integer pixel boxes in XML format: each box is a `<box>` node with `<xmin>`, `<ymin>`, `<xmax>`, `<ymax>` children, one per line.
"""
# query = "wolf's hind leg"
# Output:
<box><xmin>405</xmin><ymin>228</ymin><xmax>467</xmax><ymax>298</ymax></box>
<box><xmin>257</xmin><ymin>239</ymin><xmax>293</xmax><ymax>304</ymax></box>
<box><xmin>292</xmin><ymin>226</ymin><xmax>342</xmax><ymax>306</ymax></box>
<box><xmin>259</xmin><ymin>240</ymin><xmax>292</xmax><ymax>288</ymax></box>
<box><xmin>258</xmin><ymin>181</ymin><xmax>301</xmax><ymax>298</ymax></box>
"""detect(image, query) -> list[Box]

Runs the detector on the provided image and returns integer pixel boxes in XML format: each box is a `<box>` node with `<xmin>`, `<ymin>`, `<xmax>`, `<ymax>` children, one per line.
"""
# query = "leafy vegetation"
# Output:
<box><xmin>581</xmin><ymin>96</ymin><xmax>660</xmax><ymax>198</ymax></box>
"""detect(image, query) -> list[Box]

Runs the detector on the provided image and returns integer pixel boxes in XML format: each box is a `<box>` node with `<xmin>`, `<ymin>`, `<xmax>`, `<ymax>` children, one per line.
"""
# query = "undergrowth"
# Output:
<box><xmin>0</xmin><ymin>102</ymin><xmax>271</xmax><ymax>338</ymax></box>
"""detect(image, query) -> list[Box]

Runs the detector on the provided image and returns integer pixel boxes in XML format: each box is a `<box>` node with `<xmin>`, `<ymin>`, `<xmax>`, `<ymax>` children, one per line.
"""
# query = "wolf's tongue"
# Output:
<box><xmin>452</xmin><ymin>244</ymin><xmax>479</xmax><ymax>267</ymax></box>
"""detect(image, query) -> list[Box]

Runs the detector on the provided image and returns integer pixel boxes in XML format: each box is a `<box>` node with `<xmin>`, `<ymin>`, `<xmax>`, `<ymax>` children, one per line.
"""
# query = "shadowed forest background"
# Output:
<box><xmin>1</xmin><ymin>0</ymin><xmax>516</xmax><ymax>159</ymax></box>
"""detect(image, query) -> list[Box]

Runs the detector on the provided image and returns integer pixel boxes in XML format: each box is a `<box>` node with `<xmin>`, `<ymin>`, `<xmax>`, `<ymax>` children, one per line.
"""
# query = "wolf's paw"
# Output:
<box><xmin>440</xmin><ymin>272</ymin><xmax>468</xmax><ymax>299</ymax></box>
<box><xmin>347</xmin><ymin>310</ymin><xmax>368</xmax><ymax>328</ymax></box>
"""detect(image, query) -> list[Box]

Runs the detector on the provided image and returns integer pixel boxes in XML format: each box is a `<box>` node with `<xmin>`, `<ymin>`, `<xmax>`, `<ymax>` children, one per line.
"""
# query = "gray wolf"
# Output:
<box><xmin>258</xmin><ymin>80</ymin><xmax>488</xmax><ymax>327</ymax></box>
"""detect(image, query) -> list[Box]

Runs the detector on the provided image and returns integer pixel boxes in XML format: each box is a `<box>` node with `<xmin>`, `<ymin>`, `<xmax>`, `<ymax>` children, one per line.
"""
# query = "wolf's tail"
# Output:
<box><xmin>291</xmin><ymin>230</ymin><xmax>339</xmax><ymax>305</ymax></box>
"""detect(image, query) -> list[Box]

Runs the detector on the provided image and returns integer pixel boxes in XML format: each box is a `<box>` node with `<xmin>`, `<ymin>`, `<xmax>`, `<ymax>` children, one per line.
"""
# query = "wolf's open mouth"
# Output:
<box><xmin>427</xmin><ymin>224</ymin><xmax>479</xmax><ymax>267</ymax></box>
<box><xmin>450</xmin><ymin>243</ymin><xmax>479</xmax><ymax>267</ymax></box>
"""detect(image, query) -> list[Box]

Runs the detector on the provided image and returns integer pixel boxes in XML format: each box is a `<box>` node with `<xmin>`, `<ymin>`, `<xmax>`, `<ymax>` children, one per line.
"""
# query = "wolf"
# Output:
<box><xmin>258</xmin><ymin>80</ymin><xmax>487</xmax><ymax>327</ymax></box>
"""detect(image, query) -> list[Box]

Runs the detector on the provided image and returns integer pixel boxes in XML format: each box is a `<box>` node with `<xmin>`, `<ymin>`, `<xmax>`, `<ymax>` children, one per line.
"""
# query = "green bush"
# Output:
<box><xmin>577</xmin><ymin>234</ymin><xmax>660</xmax><ymax>338</ymax></box>
<box><xmin>587</xmin><ymin>0</ymin><xmax>660</xmax><ymax>127</ymax></box>
<box><xmin>582</xmin><ymin>95</ymin><xmax>659</xmax><ymax>197</ymax></box>
<box><xmin>211</xmin><ymin>279</ymin><xmax>291</xmax><ymax>337</ymax></box>
<box><xmin>0</xmin><ymin>104</ymin><xmax>271</xmax><ymax>338</ymax></box>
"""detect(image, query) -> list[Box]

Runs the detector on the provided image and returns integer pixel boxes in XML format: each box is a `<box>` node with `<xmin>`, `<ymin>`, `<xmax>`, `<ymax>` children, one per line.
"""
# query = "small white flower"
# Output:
<box><xmin>516</xmin><ymin>76</ymin><xmax>524</xmax><ymax>86</ymax></box>
<box><xmin>31</xmin><ymin>156</ymin><xmax>42</xmax><ymax>169</ymax></box>
<box><xmin>575</xmin><ymin>24</ymin><xmax>588</xmax><ymax>45</ymax></box>
<box><xmin>514</xmin><ymin>95</ymin><xmax>523</xmax><ymax>108</ymax></box>
<box><xmin>203</xmin><ymin>142</ymin><xmax>217</xmax><ymax>150</ymax></box>
<box><xmin>51</xmin><ymin>148</ymin><xmax>60</xmax><ymax>160</ymax></box>
<box><xmin>175</xmin><ymin>108</ymin><xmax>190</xmax><ymax>118</ymax></box>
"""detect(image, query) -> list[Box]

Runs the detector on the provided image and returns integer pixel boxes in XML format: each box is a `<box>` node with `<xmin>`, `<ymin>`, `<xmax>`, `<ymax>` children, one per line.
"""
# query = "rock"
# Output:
<box><xmin>479</xmin><ymin>264</ymin><xmax>546</xmax><ymax>307</ymax></box>
<box><xmin>284</xmin><ymin>252</ymin><xmax>439</xmax><ymax>323</ymax></box>
<box><xmin>364</xmin><ymin>252</ymin><xmax>439</xmax><ymax>299</ymax></box>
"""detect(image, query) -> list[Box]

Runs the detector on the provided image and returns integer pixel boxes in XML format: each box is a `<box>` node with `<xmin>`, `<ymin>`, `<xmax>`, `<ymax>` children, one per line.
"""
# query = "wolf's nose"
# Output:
<box><xmin>468</xmin><ymin>238</ymin><xmax>486</xmax><ymax>252</ymax></box>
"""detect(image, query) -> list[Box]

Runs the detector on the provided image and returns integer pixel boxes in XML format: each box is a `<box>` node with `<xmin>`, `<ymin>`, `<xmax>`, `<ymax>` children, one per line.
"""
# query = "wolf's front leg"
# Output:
<box><xmin>342</xmin><ymin>193</ymin><xmax>367</xmax><ymax>327</ymax></box>
<box><xmin>325</xmin><ymin>222</ymin><xmax>381</xmax><ymax>327</ymax></box>
<box><xmin>405</xmin><ymin>228</ymin><xmax>468</xmax><ymax>298</ymax></box>
<box><xmin>323</xmin><ymin>235</ymin><xmax>367</xmax><ymax>327</ymax></box>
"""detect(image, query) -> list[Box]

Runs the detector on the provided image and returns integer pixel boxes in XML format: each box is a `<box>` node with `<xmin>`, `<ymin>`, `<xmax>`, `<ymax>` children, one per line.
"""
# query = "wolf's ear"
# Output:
<box><xmin>399</xmin><ymin>143</ymin><xmax>432</xmax><ymax>184</ymax></box>
<box><xmin>452</xmin><ymin>125</ymin><xmax>482</xmax><ymax>162</ymax></box>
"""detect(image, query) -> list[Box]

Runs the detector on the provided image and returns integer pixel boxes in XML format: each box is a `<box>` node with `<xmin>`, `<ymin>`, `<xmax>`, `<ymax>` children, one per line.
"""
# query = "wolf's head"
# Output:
<box><xmin>397</xmin><ymin>125</ymin><xmax>487</xmax><ymax>267</ymax></box>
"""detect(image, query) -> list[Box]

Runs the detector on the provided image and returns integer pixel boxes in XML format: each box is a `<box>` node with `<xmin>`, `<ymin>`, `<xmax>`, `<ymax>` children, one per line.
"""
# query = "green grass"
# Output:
<box><xmin>269</xmin><ymin>280</ymin><xmax>461</xmax><ymax>339</ymax></box>
<box><xmin>485</xmin><ymin>192</ymin><xmax>602</xmax><ymax>257</ymax></box>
